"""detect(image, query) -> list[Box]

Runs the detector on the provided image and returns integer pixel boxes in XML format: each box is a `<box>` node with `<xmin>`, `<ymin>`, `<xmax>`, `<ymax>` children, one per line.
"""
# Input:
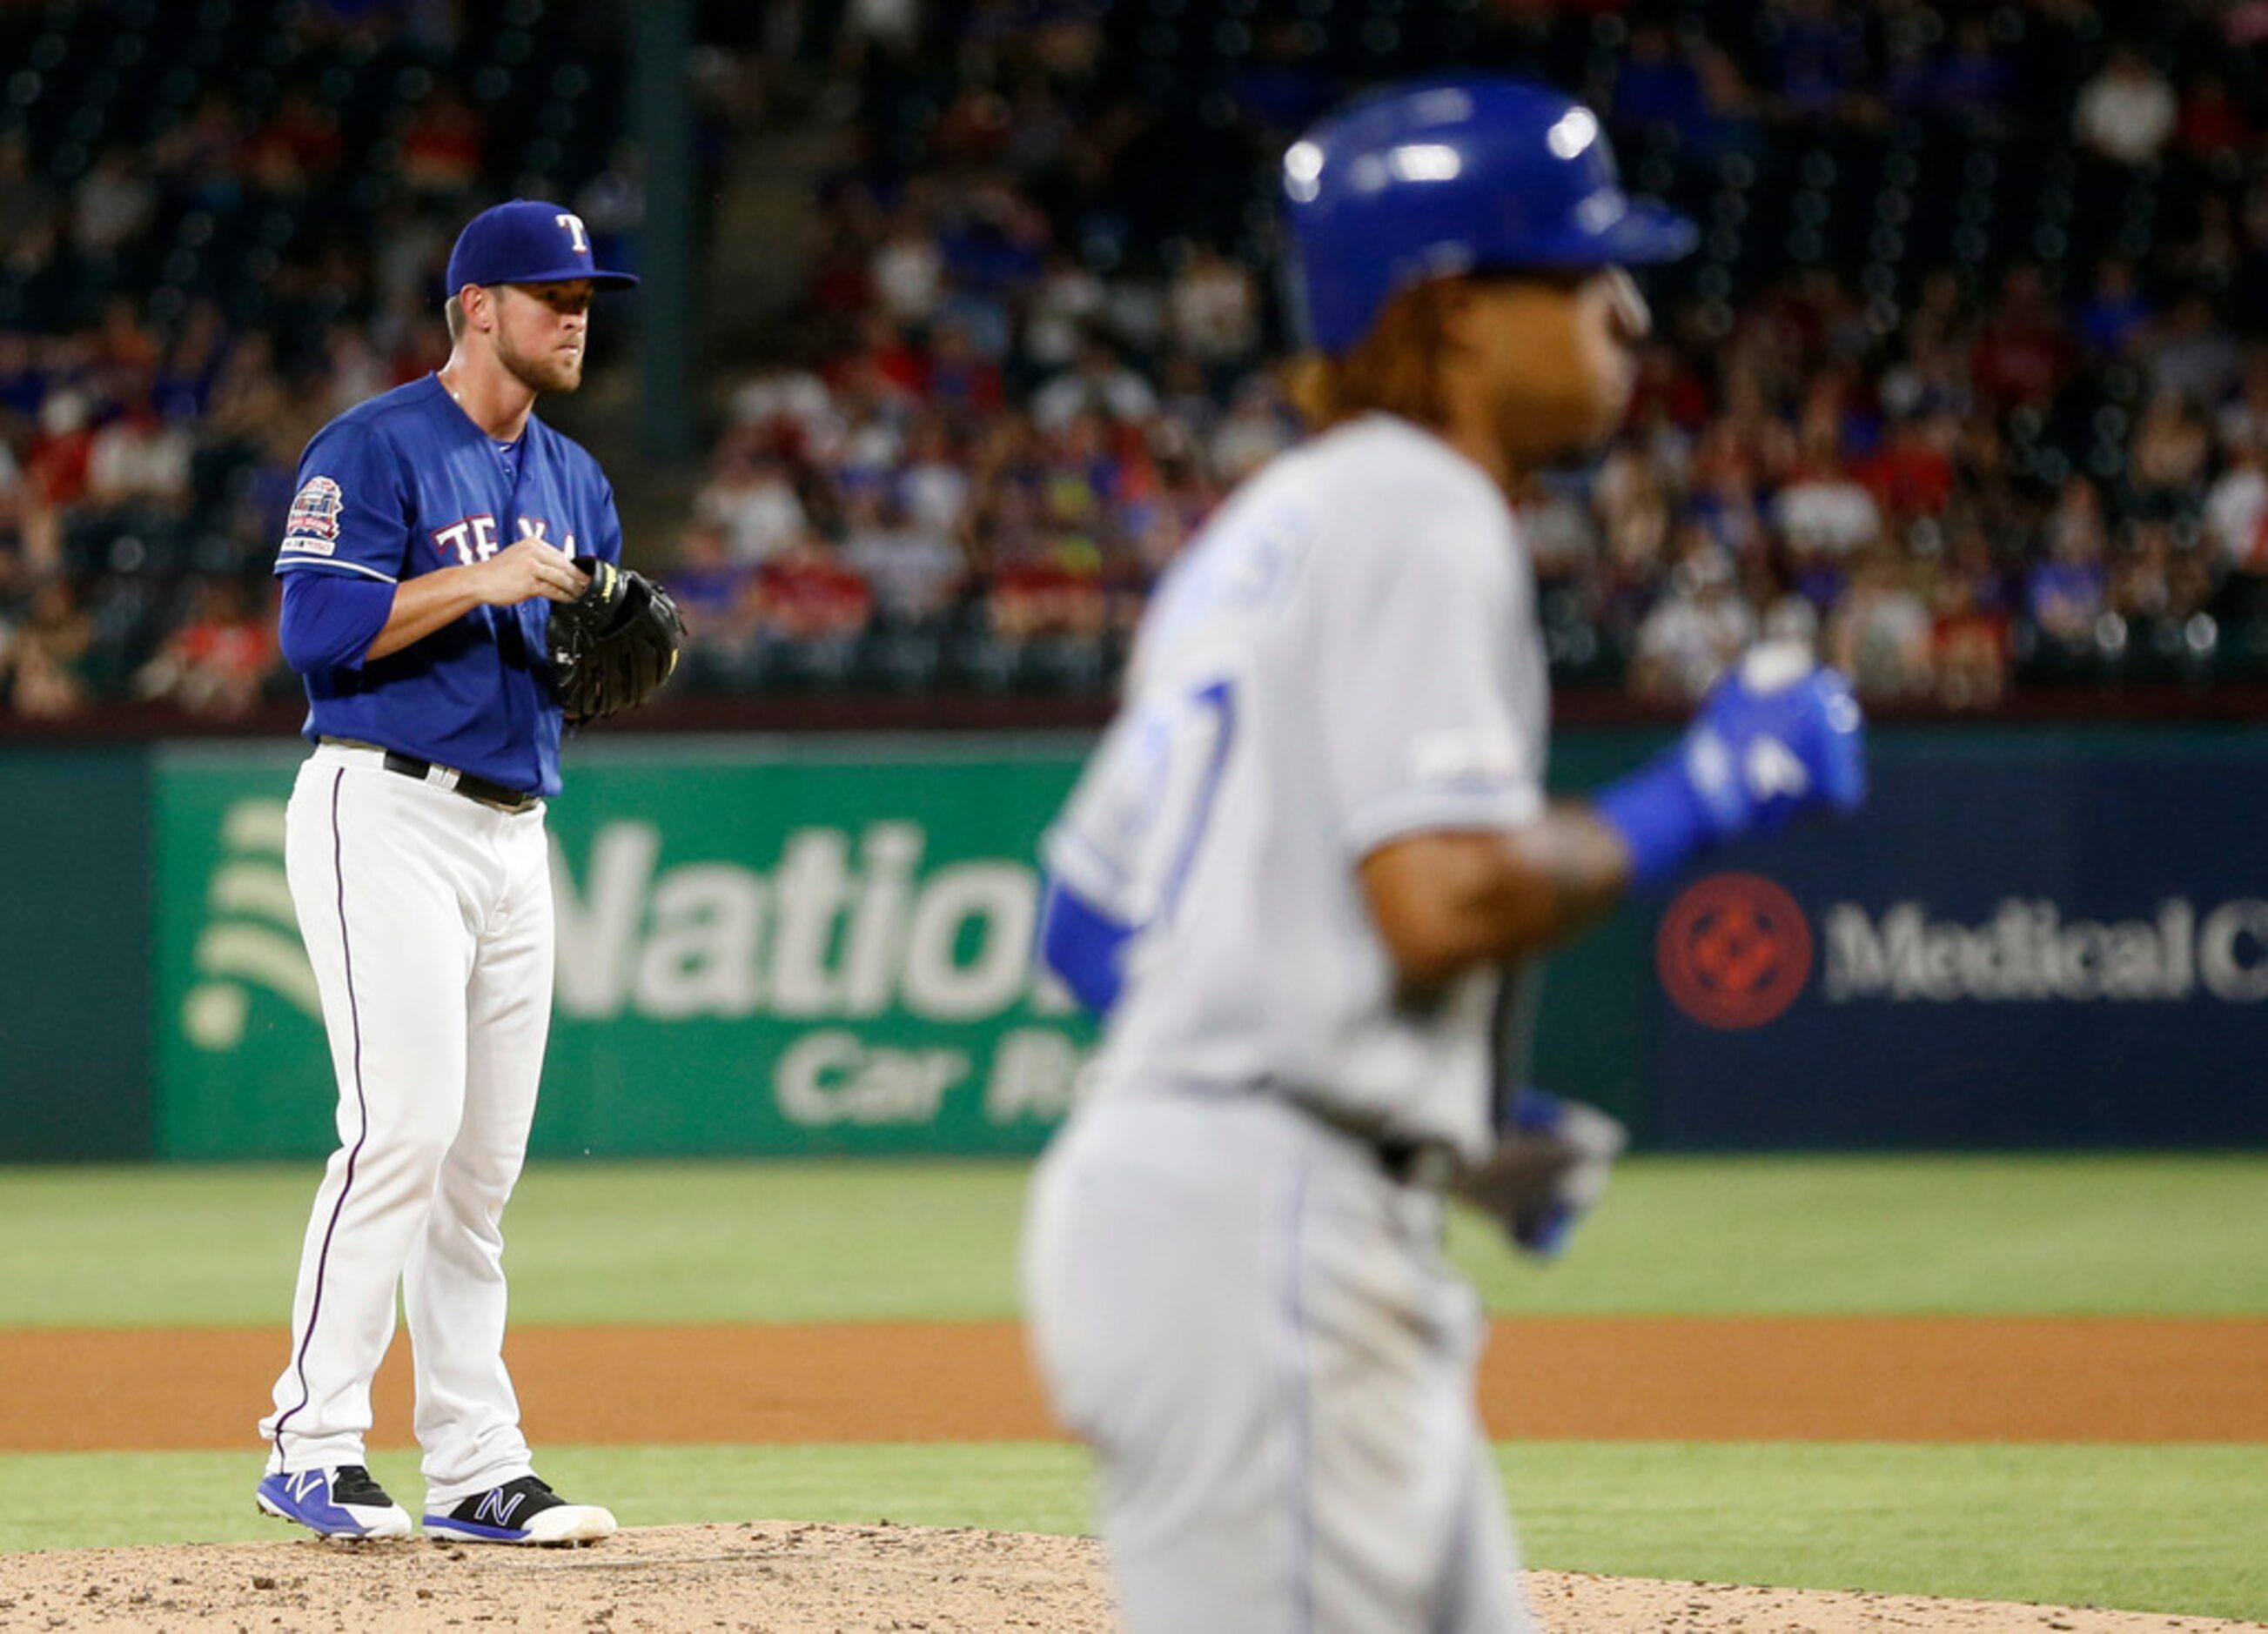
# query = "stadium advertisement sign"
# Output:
<box><xmin>1652</xmin><ymin>731</ymin><xmax>2268</xmax><ymax>1148</ymax></box>
<box><xmin>153</xmin><ymin>743</ymin><xmax>1095</xmax><ymax>1160</ymax></box>
<box><xmin>146</xmin><ymin>726</ymin><xmax>2267</xmax><ymax>1158</ymax></box>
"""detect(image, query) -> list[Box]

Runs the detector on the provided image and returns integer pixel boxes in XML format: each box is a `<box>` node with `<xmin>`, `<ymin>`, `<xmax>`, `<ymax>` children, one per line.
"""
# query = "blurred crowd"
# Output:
<box><xmin>10</xmin><ymin>0</ymin><xmax>2268</xmax><ymax>720</ymax></box>
<box><xmin>0</xmin><ymin>0</ymin><xmax>721</xmax><ymax>719</ymax></box>
<box><xmin>666</xmin><ymin>0</ymin><xmax>2268</xmax><ymax>707</ymax></box>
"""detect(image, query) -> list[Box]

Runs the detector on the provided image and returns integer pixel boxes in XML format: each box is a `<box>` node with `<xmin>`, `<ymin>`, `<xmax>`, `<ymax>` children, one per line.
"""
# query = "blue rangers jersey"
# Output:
<box><xmin>272</xmin><ymin>374</ymin><xmax>624</xmax><ymax>796</ymax></box>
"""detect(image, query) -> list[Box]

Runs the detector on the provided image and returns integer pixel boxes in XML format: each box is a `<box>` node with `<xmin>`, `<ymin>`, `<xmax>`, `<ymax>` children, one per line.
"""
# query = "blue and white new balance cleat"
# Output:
<box><xmin>255</xmin><ymin>1464</ymin><xmax>414</xmax><ymax>1539</ymax></box>
<box><xmin>424</xmin><ymin>1474</ymin><xmax>616</xmax><ymax>1546</ymax></box>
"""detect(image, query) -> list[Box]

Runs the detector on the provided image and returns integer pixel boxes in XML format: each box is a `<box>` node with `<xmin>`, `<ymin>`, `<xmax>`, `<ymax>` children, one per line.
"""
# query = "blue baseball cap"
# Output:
<box><xmin>445</xmin><ymin>198</ymin><xmax>638</xmax><ymax>294</ymax></box>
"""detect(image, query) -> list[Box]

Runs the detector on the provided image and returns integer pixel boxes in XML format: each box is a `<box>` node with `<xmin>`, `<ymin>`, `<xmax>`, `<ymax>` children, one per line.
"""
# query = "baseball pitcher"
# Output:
<box><xmin>1023</xmin><ymin>79</ymin><xmax>1866</xmax><ymax>1632</ymax></box>
<box><xmin>255</xmin><ymin>200</ymin><xmax>681</xmax><ymax>1545</ymax></box>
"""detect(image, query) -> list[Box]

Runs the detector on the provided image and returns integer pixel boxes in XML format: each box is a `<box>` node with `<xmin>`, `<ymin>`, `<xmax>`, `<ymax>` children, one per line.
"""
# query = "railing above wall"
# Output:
<box><xmin>3</xmin><ymin>683</ymin><xmax>2267</xmax><ymax>745</ymax></box>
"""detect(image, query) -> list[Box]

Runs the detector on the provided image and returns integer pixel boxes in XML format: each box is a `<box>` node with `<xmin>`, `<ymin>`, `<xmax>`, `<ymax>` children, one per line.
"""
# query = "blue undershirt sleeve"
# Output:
<box><xmin>278</xmin><ymin>570</ymin><xmax>396</xmax><ymax>675</ymax></box>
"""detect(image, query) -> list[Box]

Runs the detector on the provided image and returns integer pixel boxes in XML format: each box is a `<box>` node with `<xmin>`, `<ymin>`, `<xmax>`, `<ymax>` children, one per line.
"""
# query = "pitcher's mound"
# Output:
<box><xmin>0</xmin><ymin>1523</ymin><xmax>2258</xmax><ymax>1631</ymax></box>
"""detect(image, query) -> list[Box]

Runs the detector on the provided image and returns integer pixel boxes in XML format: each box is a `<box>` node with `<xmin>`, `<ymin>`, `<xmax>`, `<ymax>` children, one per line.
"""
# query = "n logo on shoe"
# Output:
<box><xmin>475</xmin><ymin>1489</ymin><xmax>527</xmax><ymax>1528</ymax></box>
<box><xmin>287</xmin><ymin>1470</ymin><xmax>325</xmax><ymax>1505</ymax></box>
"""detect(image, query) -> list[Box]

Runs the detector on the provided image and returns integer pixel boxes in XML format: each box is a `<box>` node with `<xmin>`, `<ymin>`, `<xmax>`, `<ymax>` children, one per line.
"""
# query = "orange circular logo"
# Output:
<box><xmin>1659</xmin><ymin>873</ymin><xmax>1813</xmax><ymax>1030</ymax></box>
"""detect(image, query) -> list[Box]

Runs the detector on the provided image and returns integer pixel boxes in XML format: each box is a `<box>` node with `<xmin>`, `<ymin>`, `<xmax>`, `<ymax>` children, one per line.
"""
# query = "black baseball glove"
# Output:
<box><xmin>545</xmin><ymin>557</ymin><xmax>686</xmax><ymax>723</ymax></box>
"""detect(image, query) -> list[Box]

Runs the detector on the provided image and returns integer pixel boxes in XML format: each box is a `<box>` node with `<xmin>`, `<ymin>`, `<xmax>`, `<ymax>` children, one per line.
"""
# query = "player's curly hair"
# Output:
<box><xmin>1283</xmin><ymin>279</ymin><xmax>1454</xmax><ymax>433</ymax></box>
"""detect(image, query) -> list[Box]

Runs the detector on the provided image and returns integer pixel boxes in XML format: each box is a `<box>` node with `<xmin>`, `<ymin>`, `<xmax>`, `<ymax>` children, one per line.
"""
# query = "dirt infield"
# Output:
<box><xmin>7</xmin><ymin>1319</ymin><xmax>2263</xmax><ymax>1630</ymax></box>
<box><xmin>2</xmin><ymin>1316</ymin><xmax>2264</xmax><ymax>1450</ymax></box>
<box><xmin>0</xmin><ymin>1525</ymin><xmax>2261</xmax><ymax>1633</ymax></box>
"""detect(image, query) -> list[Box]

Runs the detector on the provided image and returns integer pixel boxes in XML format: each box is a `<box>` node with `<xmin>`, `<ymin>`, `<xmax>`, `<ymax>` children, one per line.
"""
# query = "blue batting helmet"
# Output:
<box><xmin>1281</xmin><ymin>77</ymin><xmax>1697</xmax><ymax>355</ymax></box>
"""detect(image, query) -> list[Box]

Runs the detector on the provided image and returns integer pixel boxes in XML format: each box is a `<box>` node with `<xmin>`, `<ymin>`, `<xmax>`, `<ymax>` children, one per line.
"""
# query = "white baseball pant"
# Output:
<box><xmin>260</xmin><ymin>741</ymin><xmax>552</xmax><ymax>1508</ymax></box>
<box><xmin>1024</xmin><ymin>1090</ymin><xmax>1533</xmax><ymax>1634</ymax></box>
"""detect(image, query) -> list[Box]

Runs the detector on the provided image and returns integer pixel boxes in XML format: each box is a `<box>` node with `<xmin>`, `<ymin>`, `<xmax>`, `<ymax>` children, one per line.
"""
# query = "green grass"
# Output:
<box><xmin>5</xmin><ymin>1157</ymin><xmax>2261</xmax><ymax>1617</ymax></box>
<box><xmin>0</xmin><ymin>1444</ymin><xmax>1096</xmax><ymax>1556</ymax></box>
<box><xmin>3</xmin><ymin>1443</ymin><xmax>2261</xmax><ymax>1620</ymax></box>
<box><xmin>1454</xmin><ymin>1153</ymin><xmax>2268</xmax><ymax>1317</ymax></box>
<box><xmin>2</xmin><ymin>1156</ymin><xmax>2265</xmax><ymax>1326</ymax></box>
<box><xmin>1499</xmin><ymin>1442</ymin><xmax>2268</xmax><ymax>1622</ymax></box>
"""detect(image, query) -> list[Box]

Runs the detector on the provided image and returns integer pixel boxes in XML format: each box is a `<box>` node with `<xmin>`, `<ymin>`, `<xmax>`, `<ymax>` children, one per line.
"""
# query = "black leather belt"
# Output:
<box><xmin>1272</xmin><ymin>1085</ymin><xmax>1462</xmax><ymax>1191</ymax></box>
<box><xmin>380</xmin><ymin>752</ymin><xmax>540</xmax><ymax>814</ymax></box>
<box><xmin>1371</xmin><ymin>1134</ymin><xmax>1462</xmax><ymax>1190</ymax></box>
<box><xmin>1158</xmin><ymin>1077</ymin><xmax>1463</xmax><ymax>1191</ymax></box>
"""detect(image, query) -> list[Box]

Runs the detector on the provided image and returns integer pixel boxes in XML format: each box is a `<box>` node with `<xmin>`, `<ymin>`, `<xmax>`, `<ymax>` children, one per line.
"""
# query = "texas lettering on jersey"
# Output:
<box><xmin>430</xmin><ymin>515</ymin><xmax>577</xmax><ymax>566</ymax></box>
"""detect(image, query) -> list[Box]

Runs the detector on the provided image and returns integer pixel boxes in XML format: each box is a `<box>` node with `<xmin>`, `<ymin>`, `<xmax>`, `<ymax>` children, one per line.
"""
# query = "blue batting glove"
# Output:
<box><xmin>1594</xmin><ymin>642</ymin><xmax>1867</xmax><ymax>886</ymax></box>
<box><xmin>1688</xmin><ymin>645</ymin><xmax>1868</xmax><ymax>835</ymax></box>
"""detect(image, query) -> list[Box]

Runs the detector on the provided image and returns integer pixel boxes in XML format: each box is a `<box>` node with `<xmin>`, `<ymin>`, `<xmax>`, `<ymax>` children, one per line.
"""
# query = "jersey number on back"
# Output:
<box><xmin>1052</xmin><ymin>676</ymin><xmax>1238</xmax><ymax>933</ymax></box>
<box><xmin>1157</xmin><ymin>680</ymin><xmax>1235</xmax><ymax>923</ymax></box>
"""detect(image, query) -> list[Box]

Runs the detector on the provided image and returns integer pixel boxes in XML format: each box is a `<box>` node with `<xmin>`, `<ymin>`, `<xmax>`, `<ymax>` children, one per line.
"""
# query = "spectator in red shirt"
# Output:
<box><xmin>1931</xmin><ymin>561</ymin><xmax>2010</xmax><ymax>710</ymax></box>
<box><xmin>988</xmin><ymin>551</ymin><xmax>1108</xmax><ymax>641</ymax></box>
<box><xmin>1624</xmin><ymin>341</ymin><xmax>1710</xmax><ymax>433</ymax></box>
<box><xmin>829</xmin><ymin>311</ymin><xmax>927</xmax><ymax>403</ymax></box>
<box><xmin>975</xmin><ymin>472</ymin><xmax>1108</xmax><ymax>643</ymax></box>
<box><xmin>2177</xmin><ymin>72</ymin><xmax>2250</xmax><ymax>164</ymax></box>
<box><xmin>397</xmin><ymin>85</ymin><xmax>486</xmax><ymax>197</ymax></box>
<box><xmin>1970</xmin><ymin>265</ymin><xmax>2074</xmax><ymax>411</ymax></box>
<box><xmin>133</xmin><ymin>577</ymin><xmax>277</xmax><ymax>717</ymax></box>
<box><xmin>1857</xmin><ymin>413</ymin><xmax>1956</xmax><ymax>520</ymax></box>
<box><xmin>1696</xmin><ymin>364</ymin><xmax>1798</xmax><ymax>492</ymax></box>
<box><xmin>246</xmin><ymin>90</ymin><xmax>346</xmax><ymax>197</ymax></box>
<box><xmin>26</xmin><ymin>390</ymin><xmax>96</xmax><ymax>508</ymax></box>
<box><xmin>755</xmin><ymin>532</ymin><xmax>875</xmax><ymax>644</ymax></box>
<box><xmin>807</xmin><ymin>214</ymin><xmax>880</xmax><ymax>325</ymax></box>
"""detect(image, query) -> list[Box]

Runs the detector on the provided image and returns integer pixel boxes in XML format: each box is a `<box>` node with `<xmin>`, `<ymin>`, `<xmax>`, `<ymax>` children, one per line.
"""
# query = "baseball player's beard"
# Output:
<box><xmin>497</xmin><ymin>334</ymin><xmax>584</xmax><ymax>396</ymax></box>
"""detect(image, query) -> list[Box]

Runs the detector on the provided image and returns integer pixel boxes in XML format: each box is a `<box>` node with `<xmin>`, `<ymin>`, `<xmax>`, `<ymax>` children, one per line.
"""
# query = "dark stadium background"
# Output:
<box><xmin>4</xmin><ymin>0</ymin><xmax>2268</xmax><ymax>736</ymax></box>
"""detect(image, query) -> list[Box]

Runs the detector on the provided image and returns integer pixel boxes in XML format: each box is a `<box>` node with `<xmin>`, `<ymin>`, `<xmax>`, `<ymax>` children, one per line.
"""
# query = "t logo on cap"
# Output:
<box><xmin>446</xmin><ymin>198</ymin><xmax>638</xmax><ymax>296</ymax></box>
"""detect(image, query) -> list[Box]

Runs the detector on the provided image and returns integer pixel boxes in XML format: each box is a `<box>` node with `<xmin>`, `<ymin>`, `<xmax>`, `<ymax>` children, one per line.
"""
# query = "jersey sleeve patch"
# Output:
<box><xmin>1411</xmin><ymin>728</ymin><xmax>1527</xmax><ymax>787</ymax></box>
<box><xmin>282</xmin><ymin>476</ymin><xmax>346</xmax><ymax>557</ymax></box>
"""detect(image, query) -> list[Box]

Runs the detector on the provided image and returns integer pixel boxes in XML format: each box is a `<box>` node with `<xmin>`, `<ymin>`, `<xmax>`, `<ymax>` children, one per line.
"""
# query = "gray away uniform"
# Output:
<box><xmin>1023</xmin><ymin>414</ymin><xmax>1547</xmax><ymax>1634</ymax></box>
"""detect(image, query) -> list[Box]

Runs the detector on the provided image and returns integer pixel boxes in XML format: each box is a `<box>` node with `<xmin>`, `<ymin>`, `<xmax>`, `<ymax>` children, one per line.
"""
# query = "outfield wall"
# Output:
<box><xmin>0</xmin><ymin>747</ymin><xmax>154</xmax><ymax>1160</ymax></box>
<box><xmin>2</xmin><ymin>727</ymin><xmax>2262</xmax><ymax>1160</ymax></box>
